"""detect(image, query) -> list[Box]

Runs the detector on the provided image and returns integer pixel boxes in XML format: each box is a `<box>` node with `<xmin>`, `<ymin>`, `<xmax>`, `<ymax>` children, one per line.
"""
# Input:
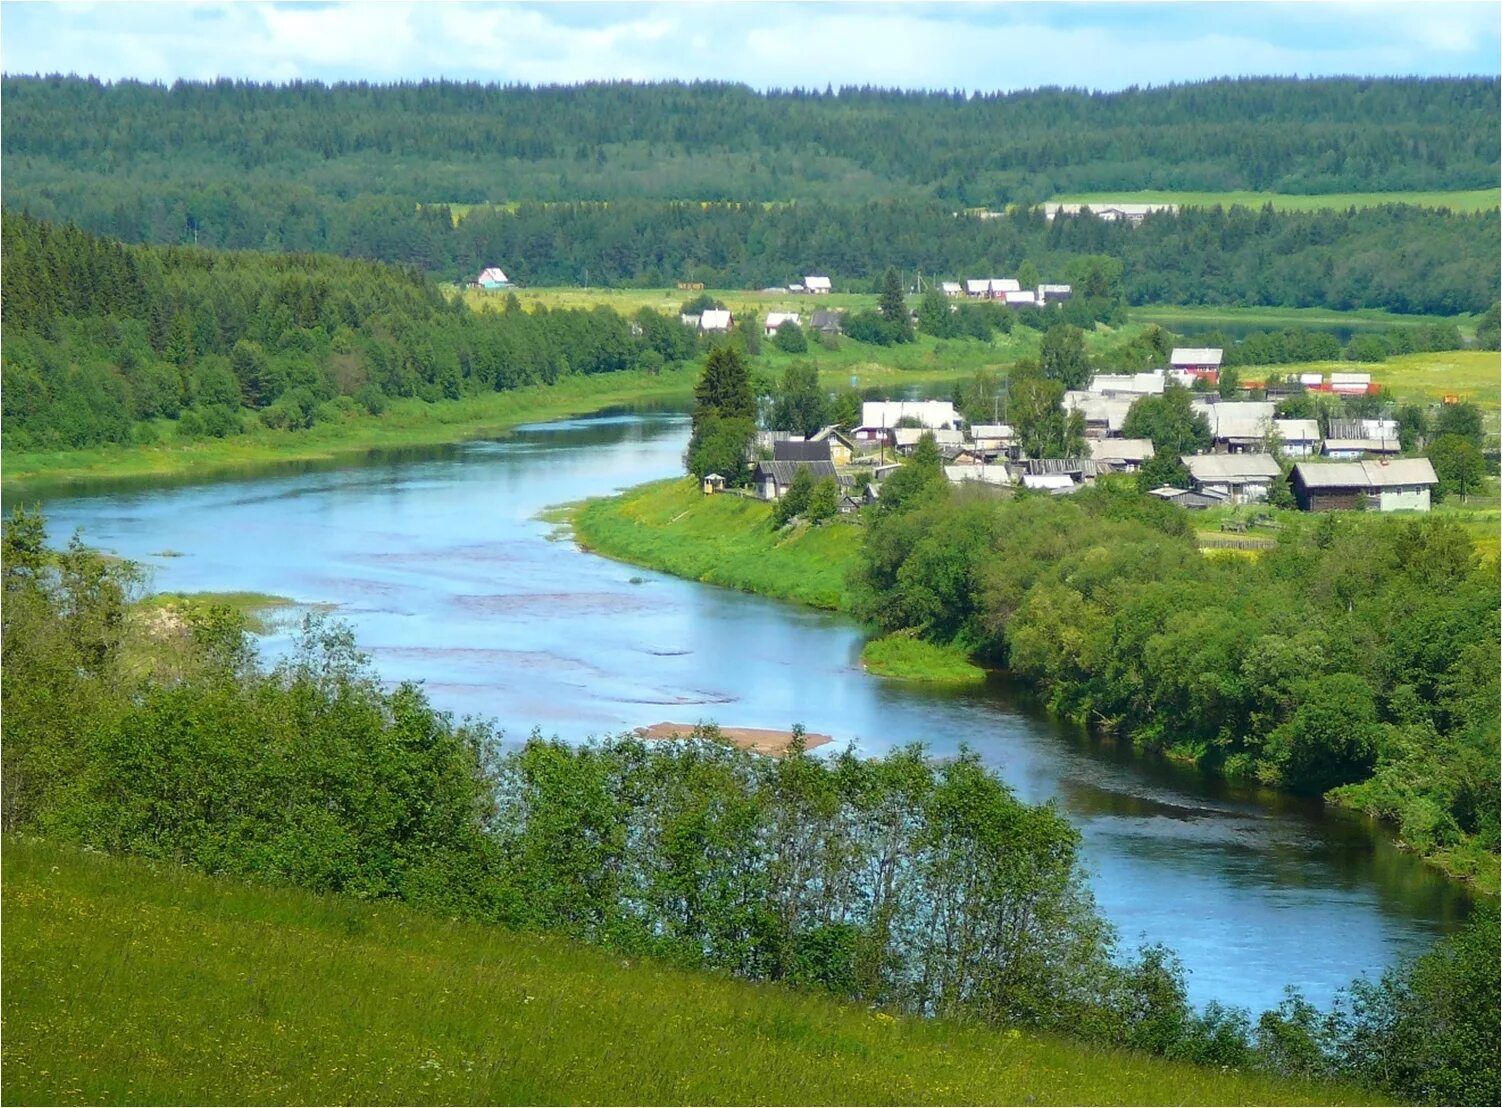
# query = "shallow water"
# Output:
<box><xmin>28</xmin><ymin>410</ymin><xmax>1473</xmax><ymax>1011</ymax></box>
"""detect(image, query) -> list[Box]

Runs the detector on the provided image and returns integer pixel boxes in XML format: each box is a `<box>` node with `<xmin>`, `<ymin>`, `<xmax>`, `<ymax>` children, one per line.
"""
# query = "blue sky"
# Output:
<box><xmin>2</xmin><ymin>2</ymin><xmax>1497</xmax><ymax>91</ymax></box>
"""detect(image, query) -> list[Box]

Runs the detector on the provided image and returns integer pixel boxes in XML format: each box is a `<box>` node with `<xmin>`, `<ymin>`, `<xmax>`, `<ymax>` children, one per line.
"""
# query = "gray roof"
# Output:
<box><xmin>1088</xmin><ymin>438</ymin><xmax>1155</xmax><ymax>462</ymax></box>
<box><xmin>1273</xmin><ymin>419</ymin><xmax>1321</xmax><ymax>442</ymax></box>
<box><xmin>773</xmin><ymin>439</ymin><xmax>833</xmax><ymax>463</ymax></box>
<box><xmin>1170</xmin><ymin>347</ymin><xmax>1224</xmax><ymax>367</ymax></box>
<box><xmin>1181</xmin><ymin>453</ymin><xmax>1282</xmax><ymax>482</ymax></box>
<box><xmin>755</xmin><ymin>460</ymin><xmax>838</xmax><ymax>485</ymax></box>
<box><xmin>1323</xmin><ymin>439</ymin><xmax>1402</xmax><ymax>455</ymax></box>
<box><xmin>1293</xmin><ymin>458</ymin><xmax>1438</xmax><ymax>489</ymax></box>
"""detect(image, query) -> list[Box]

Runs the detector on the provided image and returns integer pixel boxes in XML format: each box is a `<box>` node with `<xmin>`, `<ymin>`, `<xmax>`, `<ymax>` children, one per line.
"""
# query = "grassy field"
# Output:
<box><xmin>569</xmin><ymin>478</ymin><xmax>858</xmax><ymax>611</ymax></box>
<box><xmin>1049</xmin><ymin>189</ymin><xmax>1500</xmax><ymax>212</ymax></box>
<box><xmin>2</xmin><ymin>837</ymin><xmax>1374</xmax><ymax>1107</ymax></box>
<box><xmin>1236</xmin><ymin>351</ymin><xmax>1501</xmax><ymax>419</ymax></box>
<box><xmin>0</xmin><ymin>368</ymin><xmax>698</xmax><ymax>496</ymax></box>
<box><xmin>1130</xmin><ymin>303</ymin><xmax>1478</xmax><ymax>333</ymax></box>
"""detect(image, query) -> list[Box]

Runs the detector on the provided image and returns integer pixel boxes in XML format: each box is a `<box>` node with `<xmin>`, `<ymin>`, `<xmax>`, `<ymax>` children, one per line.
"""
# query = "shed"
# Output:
<box><xmin>1147</xmin><ymin>485</ymin><xmax>1229</xmax><ymax>510</ymax></box>
<box><xmin>753</xmin><ymin>459</ymin><xmax>839</xmax><ymax>501</ymax></box>
<box><xmin>1088</xmin><ymin>438</ymin><xmax>1156</xmax><ymax>470</ymax></box>
<box><xmin>701</xmin><ymin>473</ymin><xmax>726</xmax><ymax>495</ymax></box>
<box><xmin>764</xmin><ymin>311</ymin><xmax>802</xmax><ymax>337</ymax></box>
<box><xmin>810</xmin><ymin>309</ymin><xmax>844</xmax><ymax>334</ymax></box>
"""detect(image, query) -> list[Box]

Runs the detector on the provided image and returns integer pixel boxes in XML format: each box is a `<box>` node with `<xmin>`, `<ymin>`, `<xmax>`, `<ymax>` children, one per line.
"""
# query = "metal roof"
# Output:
<box><xmin>1293</xmin><ymin>459</ymin><xmax>1437</xmax><ymax>489</ymax></box>
<box><xmin>1170</xmin><ymin>347</ymin><xmax>1224</xmax><ymax>367</ymax></box>
<box><xmin>1089</xmin><ymin>438</ymin><xmax>1155</xmax><ymax>462</ymax></box>
<box><xmin>1273</xmin><ymin>419</ymin><xmax>1321</xmax><ymax>441</ymax></box>
<box><xmin>1181</xmin><ymin>453</ymin><xmax>1282</xmax><ymax>482</ymax></box>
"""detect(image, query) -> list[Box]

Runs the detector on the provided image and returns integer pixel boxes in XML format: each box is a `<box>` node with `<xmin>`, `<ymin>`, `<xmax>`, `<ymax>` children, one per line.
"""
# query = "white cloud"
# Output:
<box><xmin>1</xmin><ymin>1</ymin><xmax>1496</xmax><ymax>88</ymax></box>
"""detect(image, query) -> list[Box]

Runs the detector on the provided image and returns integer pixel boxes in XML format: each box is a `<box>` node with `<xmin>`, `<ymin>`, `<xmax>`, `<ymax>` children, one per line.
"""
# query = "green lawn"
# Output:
<box><xmin>2</xmin><ymin>836</ymin><xmax>1379</xmax><ymax>1106</ymax></box>
<box><xmin>1048</xmin><ymin>189</ymin><xmax>1499</xmax><ymax>213</ymax></box>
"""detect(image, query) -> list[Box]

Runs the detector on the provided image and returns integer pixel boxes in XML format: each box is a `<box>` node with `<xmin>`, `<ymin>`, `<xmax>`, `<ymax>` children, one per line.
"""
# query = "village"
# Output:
<box><xmin>721</xmin><ymin>345</ymin><xmax>1443</xmax><ymax>515</ymax></box>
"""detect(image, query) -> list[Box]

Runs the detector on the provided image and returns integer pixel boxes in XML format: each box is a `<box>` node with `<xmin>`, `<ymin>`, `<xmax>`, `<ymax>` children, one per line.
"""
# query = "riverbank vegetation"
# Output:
<box><xmin>852</xmin><ymin>454</ymin><xmax>1501</xmax><ymax>893</ymax></box>
<box><xmin>4</xmin><ymin>511</ymin><xmax>1496</xmax><ymax>1105</ymax></box>
<box><xmin>4</xmin><ymin>837</ymin><xmax>1380</xmax><ymax>1108</ymax></box>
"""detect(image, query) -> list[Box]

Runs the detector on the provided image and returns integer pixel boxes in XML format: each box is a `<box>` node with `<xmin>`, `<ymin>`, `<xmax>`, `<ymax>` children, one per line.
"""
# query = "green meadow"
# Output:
<box><xmin>1048</xmin><ymin>189</ymin><xmax>1500</xmax><ymax>213</ymax></box>
<box><xmin>2</xmin><ymin>836</ymin><xmax>1379</xmax><ymax>1107</ymax></box>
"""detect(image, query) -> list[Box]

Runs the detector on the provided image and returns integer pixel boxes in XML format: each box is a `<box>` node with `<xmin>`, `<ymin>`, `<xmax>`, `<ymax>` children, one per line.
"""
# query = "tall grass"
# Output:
<box><xmin>2</xmin><ymin>837</ymin><xmax>1379</xmax><ymax>1107</ymax></box>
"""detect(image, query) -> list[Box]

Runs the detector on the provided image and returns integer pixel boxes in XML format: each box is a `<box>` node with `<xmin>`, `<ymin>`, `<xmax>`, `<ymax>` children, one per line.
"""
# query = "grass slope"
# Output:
<box><xmin>2</xmin><ymin>837</ymin><xmax>1376</xmax><ymax>1107</ymax></box>
<box><xmin>1</xmin><ymin>368</ymin><xmax>696</xmax><ymax>495</ymax></box>
<box><xmin>571</xmin><ymin>477</ymin><xmax>856</xmax><ymax>611</ymax></box>
<box><xmin>1049</xmin><ymin>189</ymin><xmax>1500</xmax><ymax>212</ymax></box>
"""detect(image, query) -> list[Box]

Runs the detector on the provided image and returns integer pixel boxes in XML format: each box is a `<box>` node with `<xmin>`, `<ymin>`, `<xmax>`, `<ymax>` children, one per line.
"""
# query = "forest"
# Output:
<box><xmin>2</xmin><ymin>76</ymin><xmax>1498</xmax><ymax>314</ymax></box>
<box><xmin>2</xmin><ymin>511</ymin><xmax>1496</xmax><ymax>1106</ymax></box>
<box><xmin>0</xmin><ymin>211</ymin><xmax>699</xmax><ymax>452</ymax></box>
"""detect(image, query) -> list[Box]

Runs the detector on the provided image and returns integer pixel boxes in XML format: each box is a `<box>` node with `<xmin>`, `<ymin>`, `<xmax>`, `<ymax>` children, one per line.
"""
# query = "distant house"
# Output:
<box><xmin>1329</xmin><ymin>372</ymin><xmax>1374</xmax><ymax>395</ymax></box>
<box><xmin>808</xmin><ymin>425</ymin><xmax>858</xmax><ymax>465</ymax></box>
<box><xmin>803</xmin><ymin>275</ymin><xmax>832</xmax><ymax>294</ymax></box>
<box><xmin>967</xmin><ymin>423</ymin><xmax>1016</xmax><ymax>459</ymax></box>
<box><xmin>1322</xmin><ymin>418</ymin><xmax>1400</xmax><ymax>459</ymax></box>
<box><xmin>1147</xmin><ymin>485</ymin><xmax>1228</xmax><ymax>510</ymax></box>
<box><xmin>1044</xmin><ymin>202</ymin><xmax>1179</xmax><ymax>223</ymax></box>
<box><xmin>810</xmin><ymin>309</ymin><xmax>844</xmax><ymax>335</ymax></box>
<box><xmin>764</xmin><ymin>311</ymin><xmax>802</xmax><ymax>337</ymax></box>
<box><xmin>1088</xmin><ymin>372</ymin><xmax>1165</xmax><ymax>398</ymax></box>
<box><xmin>941</xmin><ymin>281</ymin><xmax>964</xmax><ymax>298</ymax></box>
<box><xmin>1181</xmin><ymin>453</ymin><xmax>1282</xmax><ymax>504</ymax></box>
<box><xmin>894</xmin><ymin>427</ymin><xmax>964</xmax><ymax>454</ymax></box>
<box><xmin>1004</xmin><ymin>289</ymin><xmax>1038</xmax><ymax>307</ymax></box>
<box><xmin>699</xmin><ymin>309</ymin><xmax>733</xmax><ymax>332</ymax></box>
<box><xmin>1088</xmin><ymin>438</ymin><xmax>1155</xmax><ymax>471</ymax></box>
<box><xmin>965</xmin><ymin>278</ymin><xmax>1018</xmax><ymax>299</ymax></box>
<box><xmin>944</xmin><ymin>464</ymin><xmax>1015</xmax><ymax>488</ymax></box>
<box><xmin>1063</xmin><ymin>391</ymin><xmax>1134</xmax><ymax>438</ymax></box>
<box><xmin>1193</xmin><ymin>400</ymin><xmax>1276</xmax><ymax>452</ymax></box>
<box><xmin>753</xmin><ymin>459</ymin><xmax>840</xmax><ymax>501</ymax></box>
<box><xmin>1290</xmin><ymin>458</ymin><xmax>1437</xmax><ymax>512</ymax></box>
<box><xmin>773</xmin><ymin>439</ymin><xmax>833</xmax><ymax>463</ymax></box>
<box><xmin>1037</xmin><ymin>283</ymin><xmax>1073</xmax><ymax>304</ymax></box>
<box><xmin>964</xmin><ymin>278</ymin><xmax>992</xmax><ymax>298</ymax></box>
<box><xmin>1298</xmin><ymin>372</ymin><xmax>1325</xmax><ymax>388</ymax></box>
<box><xmin>476</xmin><ymin>266</ymin><xmax>511</xmax><ymax>289</ymax></box>
<box><xmin>1021</xmin><ymin>473</ymin><xmax>1078</xmax><ymax>495</ymax></box>
<box><xmin>860</xmin><ymin>400</ymin><xmax>962</xmax><ymax>432</ymax></box>
<box><xmin>1170</xmin><ymin>347</ymin><xmax>1224</xmax><ymax>382</ymax></box>
<box><xmin>1272</xmin><ymin>419</ymin><xmax>1322</xmax><ymax>457</ymax></box>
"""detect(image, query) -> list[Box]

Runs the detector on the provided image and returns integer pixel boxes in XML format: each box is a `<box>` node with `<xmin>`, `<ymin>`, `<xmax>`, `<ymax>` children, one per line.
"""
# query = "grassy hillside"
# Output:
<box><xmin>1049</xmin><ymin>189</ymin><xmax>1500</xmax><ymax>212</ymax></box>
<box><xmin>2</xmin><ymin>837</ymin><xmax>1377</xmax><ymax>1106</ymax></box>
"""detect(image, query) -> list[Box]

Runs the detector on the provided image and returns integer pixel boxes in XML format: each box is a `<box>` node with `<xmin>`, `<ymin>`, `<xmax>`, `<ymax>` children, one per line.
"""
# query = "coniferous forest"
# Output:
<box><xmin>2</xmin><ymin>76</ymin><xmax>1498</xmax><ymax>312</ymax></box>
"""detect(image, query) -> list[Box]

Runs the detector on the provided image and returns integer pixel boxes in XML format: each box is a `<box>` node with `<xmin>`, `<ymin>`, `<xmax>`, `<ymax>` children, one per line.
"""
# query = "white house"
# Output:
<box><xmin>1170</xmin><ymin>347</ymin><xmax>1224</xmax><ymax>376</ymax></box>
<box><xmin>941</xmin><ymin>281</ymin><xmax>964</xmax><ymax>298</ymax></box>
<box><xmin>476</xmin><ymin>266</ymin><xmax>511</xmax><ymax>289</ymax></box>
<box><xmin>859</xmin><ymin>400</ymin><xmax>962</xmax><ymax>431</ymax></box>
<box><xmin>1272</xmin><ymin>419</ymin><xmax>1322</xmax><ymax>457</ymax></box>
<box><xmin>764</xmin><ymin>312</ymin><xmax>802</xmax><ymax>337</ymax></box>
<box><xmin>803</xmin><ymin>276</ymin><xmax>832</xmax><ymax>294</ymax></box>
<box><xmin>699</xmin><ymin>309</ymin><xmax>733</xmax><ymax>332</ymax></box>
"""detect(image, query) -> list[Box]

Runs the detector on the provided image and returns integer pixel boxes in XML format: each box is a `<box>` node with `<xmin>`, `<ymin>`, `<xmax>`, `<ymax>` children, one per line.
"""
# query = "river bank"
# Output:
<box><xmin>2</xmin><ymin>368</ymin><xmax>701</xmax><ymax>495</ymax></box>
<box><xmin>567</xmin><ymin>474</ymin><xmax>1497</xmax><ymax>895</ymax></box>
<box><xmin>567</xmin><ymin>477</ymin><xmax>985</xmax><ymax>683</ymax></box>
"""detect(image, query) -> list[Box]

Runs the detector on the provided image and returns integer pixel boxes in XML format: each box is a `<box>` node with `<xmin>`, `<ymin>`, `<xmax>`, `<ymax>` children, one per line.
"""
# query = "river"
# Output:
<box><xmin>27</xmin><ymin>409</ymin><xmax>1473</xmax><ymax>1013</ymax></box>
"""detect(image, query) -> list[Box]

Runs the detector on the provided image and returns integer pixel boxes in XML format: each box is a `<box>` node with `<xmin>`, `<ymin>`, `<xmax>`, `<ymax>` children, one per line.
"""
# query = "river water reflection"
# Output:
<box><xmin>27</xmin><ymin>410</ymin><xmax>1472</xmax><ymax>1011</ymax></box>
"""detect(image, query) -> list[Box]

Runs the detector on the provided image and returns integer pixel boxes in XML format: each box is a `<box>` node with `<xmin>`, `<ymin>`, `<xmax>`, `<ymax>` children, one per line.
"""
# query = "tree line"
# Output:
<box><xmin>6</xmin><ymin>75</ymin><xmax>1496</xmax><ymax>209</ymax></box>
<box><xmin>0</xmin><ymin>211</ymin><xmax>701</xmax><ymax>452</ymax></box>
<box><xmin>3</xmin><ymin>511</ymin><xmax>1496</xmax><ymax>1105</ymax></box>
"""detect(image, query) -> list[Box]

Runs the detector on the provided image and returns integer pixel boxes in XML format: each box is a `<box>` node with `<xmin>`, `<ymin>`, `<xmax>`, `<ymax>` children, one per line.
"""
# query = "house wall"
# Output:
<box><xmin>1302</xmin><ymin>488</ymin><xmax>1363</xmax><ymax>511</ymax></box>
<box><xmin>1377</xmin><ymin>487</ymin><xmax>1432</xmax><ymax>513</ymax></box>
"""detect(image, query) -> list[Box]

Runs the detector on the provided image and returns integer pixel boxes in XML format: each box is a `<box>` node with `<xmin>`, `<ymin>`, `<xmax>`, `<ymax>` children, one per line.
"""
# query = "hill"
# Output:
<box><xmin>3</xmin><ymin>836</ymin><xmax>1374</xmax><ymax>1106</ymax></box>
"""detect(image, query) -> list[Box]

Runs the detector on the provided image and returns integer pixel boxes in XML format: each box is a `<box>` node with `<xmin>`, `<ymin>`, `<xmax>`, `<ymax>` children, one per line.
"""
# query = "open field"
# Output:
<box><xmin>459</xmin><ymin>283</ymin><xmax>884</xmax><ymax>317</ymax></box>
<box><xmin>3</xmin><ymin>836</ymin><xmax>1374</xmax><ymax>1107</ymax></box>
<box><xmin>0</xmin><ymin>368</ymin><xmax>698</xmax><ymax>496</ymax></box>
<box><xmin>1246</xmin><ymin>351</ymin><xmax>1501</xmax><ymax>416</ymax></box>
<box><xmin>1130</xmin><ymin>303</ymin><xmax>1478</xmax><ymax>333</ymax></box>
<box><xmin>1049</xmin><ymin>189</ymin><xmax>1500</xmax><ymax>213</ymax></box>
